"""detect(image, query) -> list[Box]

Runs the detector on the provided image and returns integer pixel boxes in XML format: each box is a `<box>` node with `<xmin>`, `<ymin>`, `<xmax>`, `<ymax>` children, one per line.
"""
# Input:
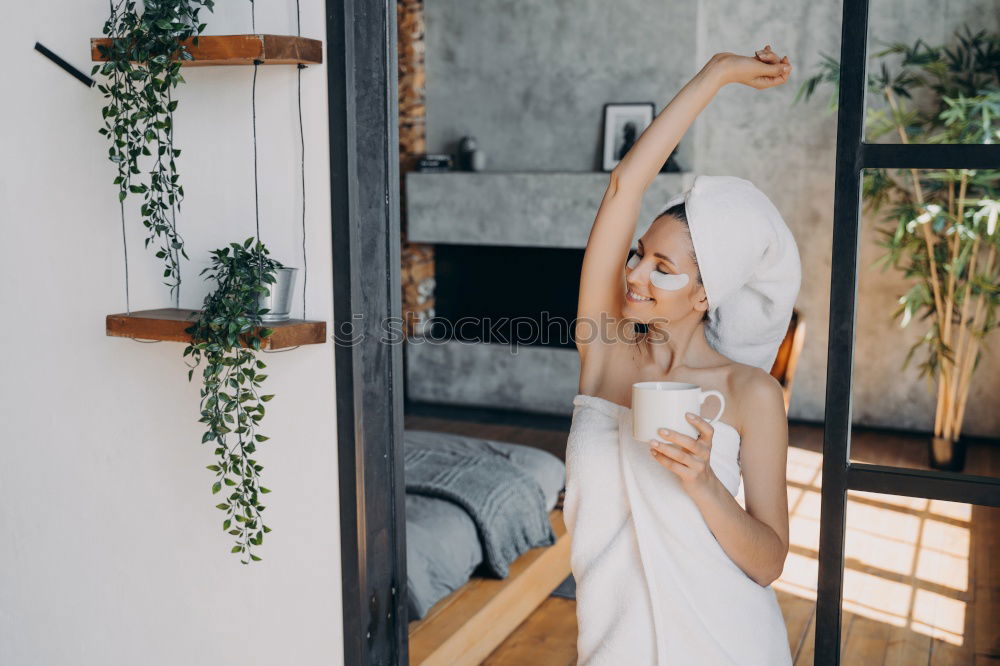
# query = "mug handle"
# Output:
<box><xmin>698</xmin><ymin>390</ymin><xmax>726</xmax><ymax>426</ymax></box>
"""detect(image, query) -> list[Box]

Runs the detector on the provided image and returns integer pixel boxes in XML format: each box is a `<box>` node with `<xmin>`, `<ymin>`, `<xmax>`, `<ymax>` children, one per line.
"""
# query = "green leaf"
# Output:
<box><xmin>212</xmin><ymin>481</ymin><xmax>221</xmax><ymax>494</ymax></box>
<box><xmin>259</xmin><ymin>487</ymin><xmax>271</xmax><ymax>494</ymax></box>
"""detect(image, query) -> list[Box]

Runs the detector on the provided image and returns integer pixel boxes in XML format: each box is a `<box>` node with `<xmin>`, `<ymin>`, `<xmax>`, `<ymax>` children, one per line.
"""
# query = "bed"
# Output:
<box><xmin>403</xmin><ymin>429</ymin><xmax>567</xmax><ymax>622</ymax></box>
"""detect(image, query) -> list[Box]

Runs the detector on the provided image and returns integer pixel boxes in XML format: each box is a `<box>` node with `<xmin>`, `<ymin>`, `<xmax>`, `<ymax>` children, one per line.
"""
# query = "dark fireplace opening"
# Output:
<box><xmin>430</xmin><ymin>243</ymin><xmax>588</xmax><ymax>349</ymax></box>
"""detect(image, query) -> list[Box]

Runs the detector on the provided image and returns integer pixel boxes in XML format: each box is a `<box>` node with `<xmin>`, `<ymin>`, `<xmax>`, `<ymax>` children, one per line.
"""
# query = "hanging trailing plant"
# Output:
<box><xmin>796</xmin><ymin>26</ymin><xmax>1000</xmax><ymax>465</ymax></box>
<box><xmin>93</xmin><ymin>0</ymin><xmax>216</xmax><ymax>302</ymax></box>
<box><xmin>183</xmin><ymin>237</ymin><xmax>282</xmax><ymax>563</ymax></box>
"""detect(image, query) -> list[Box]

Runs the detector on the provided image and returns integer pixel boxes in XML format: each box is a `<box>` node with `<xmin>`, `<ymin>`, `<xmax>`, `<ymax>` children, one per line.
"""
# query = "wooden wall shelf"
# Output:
<box><xmin>106</xmin><ymin>308</ymin><xmax>326</xmax><ymax>349</ymax></box>
<box><xmin>91</xmin><ymin>34</ymin><xmax>323</xmax><ymax>67</ymax></box>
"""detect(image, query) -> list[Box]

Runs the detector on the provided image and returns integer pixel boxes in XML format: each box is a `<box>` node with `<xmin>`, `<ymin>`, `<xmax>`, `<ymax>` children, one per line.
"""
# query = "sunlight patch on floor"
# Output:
<box><xmin>771</xmin><ymin>445</ymin><xmax>972</xmax><ymax>647</ymax></box>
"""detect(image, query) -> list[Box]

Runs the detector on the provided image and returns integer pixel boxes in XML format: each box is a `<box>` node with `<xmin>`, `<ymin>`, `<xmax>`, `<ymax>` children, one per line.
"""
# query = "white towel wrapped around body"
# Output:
<box><xmin>564</xmin><ymin>393</ymin><xmax>792</xmax><ymax>665</ymax></box>
<box><xmin>564</xmin><ymin>174</ymin><xmax>800</xmax><ymax>663</ymax></box>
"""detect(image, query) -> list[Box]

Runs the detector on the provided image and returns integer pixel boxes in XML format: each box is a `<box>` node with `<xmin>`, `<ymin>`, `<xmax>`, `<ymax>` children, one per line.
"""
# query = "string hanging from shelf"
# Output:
<box><xmin>120</xmin><ymin>188</ymin><xmax>131</xmax><ymax>315</ymax></box>
<box><xmin>114</xmin><ymin>0</ymin><xmax>184</xmax><ymax>342</ymax></box>
<box><xmin>296</xmin><ymin>0</ymin><xmax>308</xmax><ymax>322</ymax></box>
<box><xmin>110</xmin><ymin>0</ymin><xmax>131</xmax><ymax>320</ymax></box>
<box><xmin>254</xmin><ymin>0</ymin><xmax>309</xmax><ymax>354</ymax></box>
<box><xmin>114</xmin><ymin>0</ymin><xmax>164</xmax><ymax>343</ymax></box>
<box><xmin>252</xmin><ymin>59</ymin><xmax>262</xmax><ymax>246</ymax></box>
<box><xmin>121</xmin><ymin>182</ymin><xmax>164</xmax><ymax>341</ymax></box>
<box><xmin>167</xmin><ymin>84</ymin><xmax>182</xmax><ymax>309</ymax></box>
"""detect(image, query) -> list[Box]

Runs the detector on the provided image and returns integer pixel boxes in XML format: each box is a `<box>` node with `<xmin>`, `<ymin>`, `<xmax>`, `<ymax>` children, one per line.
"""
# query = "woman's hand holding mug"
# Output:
<box><xmin>633</xmin><ymin>381</ymin><xmax>725</xmax><ymax>498</ymax></box>
<box><xmin>650</xmin><ymin>413</ymin><xmax>719</xmax><ymax>497</ymax></box>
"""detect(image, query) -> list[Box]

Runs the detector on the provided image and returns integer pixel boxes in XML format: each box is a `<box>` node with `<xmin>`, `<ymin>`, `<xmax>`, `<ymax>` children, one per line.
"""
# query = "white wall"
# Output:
<box><xmin>1</xmin><ymin>2</ymin><xmax>344</xmax><ymax>664</ymax></box>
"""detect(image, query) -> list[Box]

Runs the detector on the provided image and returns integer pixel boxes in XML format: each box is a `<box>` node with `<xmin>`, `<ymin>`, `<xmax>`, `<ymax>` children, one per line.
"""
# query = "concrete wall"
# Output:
<box><xmin>424</xmin><ymin>0</ymin><xmax>698</xmax><ymax>171</ymax></box>
<box><xmin>1</xmin><ymin>2</ymin><xmax>343</xmax><ymax>664</ymax></box>
<box><xmin>421</xmin><ymin>0</ymin><xmax>1000</xmax><ymax>436</ymax></box>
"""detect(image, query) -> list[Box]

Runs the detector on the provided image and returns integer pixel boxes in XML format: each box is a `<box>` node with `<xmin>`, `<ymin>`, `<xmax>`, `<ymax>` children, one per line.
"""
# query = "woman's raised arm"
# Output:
<box><xmin>615</xmin><ymin>47</ymin><xmax>791</xmax><ymax>192</ymax></box>
<box><xmin>576</xmin><ymin>46</ymin><xmax>791</xmax><ymax>353</ymax></box>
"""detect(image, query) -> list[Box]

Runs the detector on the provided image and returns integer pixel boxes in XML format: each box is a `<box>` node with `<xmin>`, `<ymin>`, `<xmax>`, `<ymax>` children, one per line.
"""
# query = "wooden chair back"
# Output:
<box><xmin>769</xmin><ymin>308</ymin><xmax>806</xmax><ymax>414</ymax></box>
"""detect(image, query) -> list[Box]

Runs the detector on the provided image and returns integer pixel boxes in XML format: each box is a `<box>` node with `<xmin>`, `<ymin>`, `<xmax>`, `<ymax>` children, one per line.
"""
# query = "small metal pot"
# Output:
<box><xmin>257</xmin><ymin>267</ymin><xmax>299</xmax><ymax>322</ymax></box>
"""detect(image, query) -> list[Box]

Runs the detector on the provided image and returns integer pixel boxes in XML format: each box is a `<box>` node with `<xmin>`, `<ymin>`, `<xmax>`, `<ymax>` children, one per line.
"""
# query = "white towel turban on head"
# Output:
<box><xmin>657</xmin><ymin>174</ymin><xmax>802</xmax><ymax>373</ymax></box>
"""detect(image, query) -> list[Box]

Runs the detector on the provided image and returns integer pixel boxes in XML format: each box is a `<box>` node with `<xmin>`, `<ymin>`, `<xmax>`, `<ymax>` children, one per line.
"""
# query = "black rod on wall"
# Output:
<box><xmin>817</xmin><ymin>1</ymin><xmax>1000</xmax><ymax>664</ymax></box>
<box><xmin>327</xmin><ymin>0</ymin><xmax>408</xmax><ymax>663</ymax></box>
<box><xmin>34</xmin><ymin>42</ymin><xmax>95</xmax><ymax>87</ymax></box>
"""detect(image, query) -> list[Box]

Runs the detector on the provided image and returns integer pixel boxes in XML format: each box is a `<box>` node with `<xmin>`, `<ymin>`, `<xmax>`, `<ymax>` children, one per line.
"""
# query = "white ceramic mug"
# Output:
<box><xmin>632</xmin><ymin>381</ymin><xmax>726</xmax><ymax>443</ymax></box>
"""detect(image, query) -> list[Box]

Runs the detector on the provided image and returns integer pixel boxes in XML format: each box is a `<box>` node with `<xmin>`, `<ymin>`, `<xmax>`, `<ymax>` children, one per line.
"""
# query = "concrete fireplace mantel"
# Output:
<box><xmin>405</xmin><ymin>171</ymin><xmax>695</xmax><ymax>248</ymax></box>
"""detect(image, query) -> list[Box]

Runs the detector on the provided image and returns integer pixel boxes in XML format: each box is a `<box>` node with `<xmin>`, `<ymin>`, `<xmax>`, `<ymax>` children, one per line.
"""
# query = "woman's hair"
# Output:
<box><xmin>627</xmin><ymin>201</ymin><xmax>709</xmax><ymax>355</ymax></box>
<box><xmin>661</xmin><ymin>202</ymin><xmax>706</xmax><ymax>298</ymax></box>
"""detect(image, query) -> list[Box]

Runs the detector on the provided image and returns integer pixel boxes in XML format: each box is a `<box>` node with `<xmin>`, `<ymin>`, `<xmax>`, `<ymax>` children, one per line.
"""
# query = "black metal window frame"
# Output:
<box><xmin>817</xmin><ymin>1</ymin><xmax>1000</xmax><ymax>664</ymax></box>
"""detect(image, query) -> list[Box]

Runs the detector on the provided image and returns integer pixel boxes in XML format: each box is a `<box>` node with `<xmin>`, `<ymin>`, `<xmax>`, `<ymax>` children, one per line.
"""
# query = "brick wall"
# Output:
<box><xmin>398</xmin><ymin>0</ymin><xmax>435</xmax><ymax>338</ymax></box>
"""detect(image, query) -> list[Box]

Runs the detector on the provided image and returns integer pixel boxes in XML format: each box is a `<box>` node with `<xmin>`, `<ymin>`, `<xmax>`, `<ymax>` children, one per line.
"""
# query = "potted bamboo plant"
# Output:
<box><xmin>797</xmin><ymin>27</ymin><xmax>1000</xmax><ymax>470</ymax></box>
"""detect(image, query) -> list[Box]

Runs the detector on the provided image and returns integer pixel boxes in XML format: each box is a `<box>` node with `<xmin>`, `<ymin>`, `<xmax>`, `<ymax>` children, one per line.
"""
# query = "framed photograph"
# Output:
<box><xmin>602</xmin><ymin>102</ymin><xmax>655</xmax><ymax>172</ymax></box>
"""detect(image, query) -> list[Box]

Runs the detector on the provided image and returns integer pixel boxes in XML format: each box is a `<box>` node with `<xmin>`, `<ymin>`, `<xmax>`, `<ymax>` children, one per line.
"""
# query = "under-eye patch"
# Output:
<box><xmin>626</xmin><ymin>252</ymin><xmax>689</xmax><ymax>291</ymax></box>
<box><xmin>650</xmin><ymin>271</ymin><xmax>689</xmax><ymax>290</ymax></box>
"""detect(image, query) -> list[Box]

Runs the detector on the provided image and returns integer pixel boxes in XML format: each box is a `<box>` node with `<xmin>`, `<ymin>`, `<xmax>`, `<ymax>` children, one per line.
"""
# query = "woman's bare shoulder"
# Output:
<box><xmin>727</xmin><ymin>361</ymin><xmax>773</xmax><ymax>385</ymax></box>
<box><xmin>723</xmin><ymin>362</ymin><xmax>784</xmax><ymax>434</ymax></box>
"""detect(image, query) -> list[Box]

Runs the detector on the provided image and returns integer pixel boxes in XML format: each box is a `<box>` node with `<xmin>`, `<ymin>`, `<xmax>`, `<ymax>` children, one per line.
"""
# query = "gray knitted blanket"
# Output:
<box><xmin>403</xmin><ymin>445</ymin><xmax>556</xmax><ymax>578</ymax></box>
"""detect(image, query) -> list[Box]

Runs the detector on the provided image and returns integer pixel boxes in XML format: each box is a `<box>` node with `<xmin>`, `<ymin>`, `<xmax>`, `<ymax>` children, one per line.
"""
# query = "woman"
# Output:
<box><xmin>563</xmin><ymin>46</ymin><xmax>800</xmax><ymax>665</ymax></box>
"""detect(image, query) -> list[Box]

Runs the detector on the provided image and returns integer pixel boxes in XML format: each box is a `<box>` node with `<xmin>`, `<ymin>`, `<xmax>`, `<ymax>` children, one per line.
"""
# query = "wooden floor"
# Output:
<box><xmin>405</xmin><ymin>405</ymin><xmax>999</xmax><ymax>666</ymax></box>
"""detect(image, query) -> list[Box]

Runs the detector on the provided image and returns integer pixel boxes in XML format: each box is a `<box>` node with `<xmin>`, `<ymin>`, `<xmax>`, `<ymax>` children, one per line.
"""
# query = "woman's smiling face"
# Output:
<box><xmin>623</xmin><ymin>214</ymin><xmax>708</xmax><ymax>323</ymax></box>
